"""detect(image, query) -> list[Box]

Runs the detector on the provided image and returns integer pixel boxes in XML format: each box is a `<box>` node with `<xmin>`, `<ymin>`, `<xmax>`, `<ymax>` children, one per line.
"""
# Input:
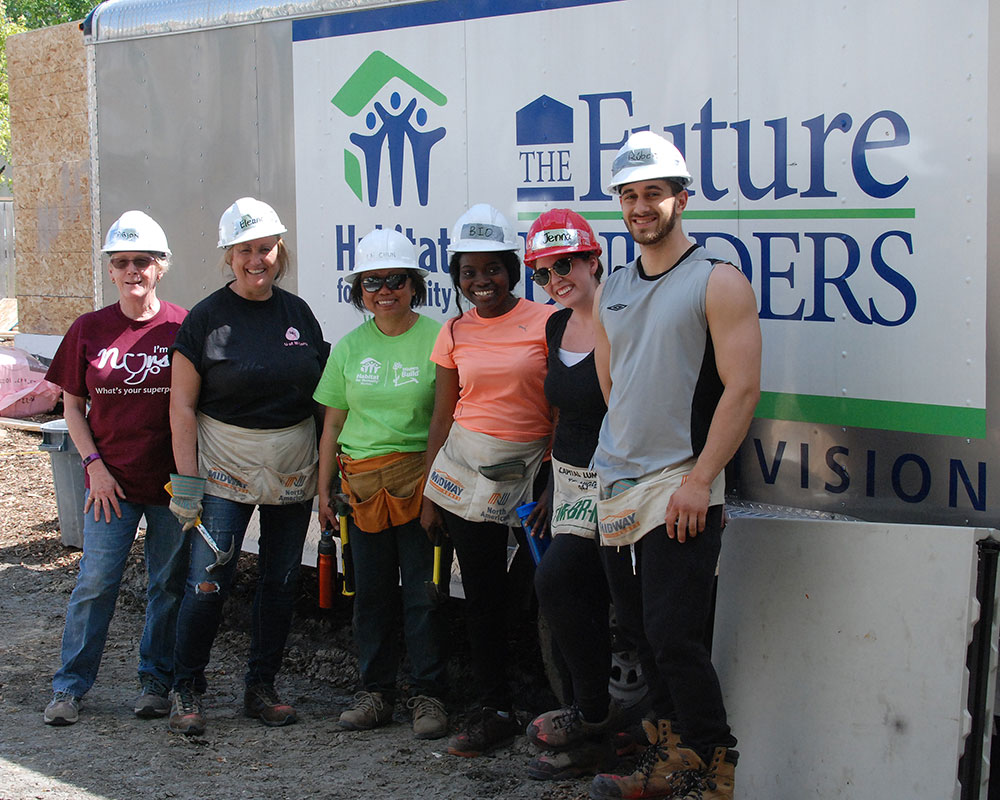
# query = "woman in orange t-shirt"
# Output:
<box><xmin>421</xmin><ymin>204</ymin><xmax>555</xmax><ymax>758</ymax></box>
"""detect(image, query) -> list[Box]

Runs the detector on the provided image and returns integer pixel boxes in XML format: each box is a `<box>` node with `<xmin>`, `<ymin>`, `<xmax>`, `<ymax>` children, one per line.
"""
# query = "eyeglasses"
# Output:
<box><xmin>361</xmin><ymin>273</ymin><xmax>409</xmax><ymax>293</ymax></box>
<box><xmin>109</xmin><ymin>255</ymin><xmax>156</xmax><ymax>270</ymax></box>
<box><xmin>530</xmin><ymin>257</ymin><xmax>576</xmax><ymax>286</ymax></box>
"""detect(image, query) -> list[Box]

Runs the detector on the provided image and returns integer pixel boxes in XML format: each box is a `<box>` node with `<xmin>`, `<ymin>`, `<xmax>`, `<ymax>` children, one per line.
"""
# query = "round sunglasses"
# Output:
<box><xmin>361</xmin><ymin>273</ymin><xmax>410</xmax><ymax>293</ymax></box>
<box><xmin>530</xmin><ymin>257</ymin><xmax>576</xmax><ymax>286</ymax></box>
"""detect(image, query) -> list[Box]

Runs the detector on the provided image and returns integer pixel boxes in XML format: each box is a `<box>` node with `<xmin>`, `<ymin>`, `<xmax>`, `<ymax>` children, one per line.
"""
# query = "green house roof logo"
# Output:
<box><xmin>332</xmin><ymin>51</ymin><xmax>448</xmax><ymax>207</ymax></box>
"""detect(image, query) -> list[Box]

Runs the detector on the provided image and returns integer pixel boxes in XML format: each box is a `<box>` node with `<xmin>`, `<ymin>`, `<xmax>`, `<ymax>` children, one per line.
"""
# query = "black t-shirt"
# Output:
<box><xmin>172</xmin><ymin>283</ymin><xmax>329</xmax><ymax>428</ymax></box>
<box><xmin>543</xmin><ymin>308</ymin><xmax>607</xmax><ymax>468</ymax></box>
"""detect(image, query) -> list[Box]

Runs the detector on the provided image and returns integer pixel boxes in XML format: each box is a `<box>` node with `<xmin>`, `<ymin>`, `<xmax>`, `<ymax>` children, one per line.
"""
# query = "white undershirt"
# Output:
<box><xmin>558</xmin><ymin>348</ymin><xmax>589</xmax><ymax>367</ymax></box>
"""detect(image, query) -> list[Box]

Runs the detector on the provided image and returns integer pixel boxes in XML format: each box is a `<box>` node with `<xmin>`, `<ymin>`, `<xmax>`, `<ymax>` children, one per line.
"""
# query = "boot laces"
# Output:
<box><xmin>175</xmin><ymin>685</ymin><xmax>200</xmax><ymax>715</ymax></box>
<box><xmin>551</xmin><ymin>704</ymin><xmax>583</xmax><ymax>731</ymax></box>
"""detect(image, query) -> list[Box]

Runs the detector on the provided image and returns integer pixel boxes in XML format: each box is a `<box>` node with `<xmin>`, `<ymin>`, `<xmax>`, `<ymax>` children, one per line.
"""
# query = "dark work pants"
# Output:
<box><xmin>534</xmin><ymin>533</ymin><xmax>641</xmax><ymax>721</ymax></box>
<box><xmin>604</xmin><ymin>505</ymin><xmax>735</xmax><ymax>760</ymax></box>
<box><xmin>441</xmin><ymin>509</ymin><xmax>512</xmax><ymax>711</ymax></box>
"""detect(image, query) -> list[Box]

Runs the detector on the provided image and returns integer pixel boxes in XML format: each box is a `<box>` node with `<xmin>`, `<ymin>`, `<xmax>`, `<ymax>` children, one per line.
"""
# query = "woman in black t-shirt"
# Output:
<box><xmin>167</xmin><ymin>198</ymin><xmax>327</xmax><ymax>737</ymax></box>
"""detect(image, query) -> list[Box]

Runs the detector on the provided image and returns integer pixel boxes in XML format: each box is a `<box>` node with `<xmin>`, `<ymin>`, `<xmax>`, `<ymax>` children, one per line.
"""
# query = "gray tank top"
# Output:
<box><xmin>593</xmin><ymin>246</ymin><xmax>724</xmax><ymax>486</ymax></box>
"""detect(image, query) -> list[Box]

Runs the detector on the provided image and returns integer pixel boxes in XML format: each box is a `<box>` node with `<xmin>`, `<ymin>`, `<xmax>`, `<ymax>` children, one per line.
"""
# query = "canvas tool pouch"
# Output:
<box><xmin>423</xmin><ymin>423</ymin><xmax>547</xmax><ymax>526</ymax></box>
<box><xmin>198</xmin><ymin>413</ymin><xmax>318</xmax><ymax>505</ymax></box>
<box><xmin>550</xmin><ymin>456</ymin><xmax>599</xmax><ymax>540</ymax></box>
<box><xmin>596</xmin><ymin>458</ymin><xmax>725</xmax><ymax>547</ymax></box>
<box><xmin>340</xmin><ymin>451</ymin><xmax>426</xmax><ymax>533</ymax></box>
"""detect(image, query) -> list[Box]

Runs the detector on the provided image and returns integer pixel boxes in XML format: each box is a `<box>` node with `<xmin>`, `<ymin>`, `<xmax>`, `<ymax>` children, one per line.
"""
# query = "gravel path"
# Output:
<box><xmin>0</xmin><ymin>424</ymin><xmax>599</xmax><ymax>800</ymax></box>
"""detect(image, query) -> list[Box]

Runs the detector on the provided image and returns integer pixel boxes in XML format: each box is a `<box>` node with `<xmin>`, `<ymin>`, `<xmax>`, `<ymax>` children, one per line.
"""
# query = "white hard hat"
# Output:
<box><xmin>346</xmin><ymin>228</ymin><xmax>427</xmax><ymax>285</ymax></box>
<box><xmin>446</xmin><ymin>204</ymin><xmax>519</xmax><ymax>254</ymax></box>
<box><xmin>217</xmin><ymin>197</ymin><xmax>287</xmax><ymax>249</ymax></box>
<box><xmin>102</xmin><ymin>210</ymin><xmax>171</xmax><ymax>255</ymax></box>
<box><xmin>606</xmin><ymin>131</ymin><xmax>692</xmax><ymax>194</ymax></box>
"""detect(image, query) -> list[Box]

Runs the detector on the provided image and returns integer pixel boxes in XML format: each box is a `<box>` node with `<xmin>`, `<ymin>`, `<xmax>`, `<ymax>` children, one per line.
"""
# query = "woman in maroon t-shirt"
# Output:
<box><xmin>42</xmin><ymin>211</ymin><xmax>189</xmax><ymax>727</ymax></box>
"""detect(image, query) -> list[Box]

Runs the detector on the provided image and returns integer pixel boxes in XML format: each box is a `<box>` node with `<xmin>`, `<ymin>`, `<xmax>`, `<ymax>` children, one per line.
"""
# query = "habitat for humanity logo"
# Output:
<box><xmin>332</xmin><ymin>51</ymin><xmax>447</xmax><ymax>207</ymax></box>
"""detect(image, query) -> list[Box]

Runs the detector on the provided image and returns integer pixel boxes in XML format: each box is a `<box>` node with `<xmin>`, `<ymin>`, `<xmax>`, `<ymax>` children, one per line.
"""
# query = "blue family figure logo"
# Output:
<box><xmin>332</xmin><ymin>51</ymin><xmax>447</xmax><ymax>207</ymax></box>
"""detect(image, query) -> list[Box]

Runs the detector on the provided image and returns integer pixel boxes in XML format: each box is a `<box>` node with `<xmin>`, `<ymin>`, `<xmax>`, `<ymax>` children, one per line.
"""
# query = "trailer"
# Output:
<box><xmin>13</xmin><ymin>0</ymin><xmax>999</xmax><ymax>795</ymax></box>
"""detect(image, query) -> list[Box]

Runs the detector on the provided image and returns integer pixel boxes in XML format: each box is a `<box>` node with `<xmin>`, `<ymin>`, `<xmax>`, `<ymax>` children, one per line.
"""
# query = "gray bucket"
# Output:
<box><xmin>38</xmin><ymin>419</ymin><xmax>85</xmax><ymax>548</ymax></box>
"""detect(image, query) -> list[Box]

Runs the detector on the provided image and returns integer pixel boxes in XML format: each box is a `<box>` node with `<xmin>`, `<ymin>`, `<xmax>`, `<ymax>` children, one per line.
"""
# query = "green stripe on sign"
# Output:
<box><xmin>756</xmin><ymin>392</ymin><xmax>986</xmax><ymax>438</ymax></box>
<box><xmin>517</xmin><ymin>208</ymin><xmax>915</xmax><ymax>221</ymax></box>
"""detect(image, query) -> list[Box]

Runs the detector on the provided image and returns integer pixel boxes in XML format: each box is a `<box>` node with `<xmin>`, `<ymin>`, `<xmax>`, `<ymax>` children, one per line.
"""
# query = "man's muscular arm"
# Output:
<box><xmin>666</xmin><ymin>263</ymin><xmax>761</xmax><ymax>542</ymax></box>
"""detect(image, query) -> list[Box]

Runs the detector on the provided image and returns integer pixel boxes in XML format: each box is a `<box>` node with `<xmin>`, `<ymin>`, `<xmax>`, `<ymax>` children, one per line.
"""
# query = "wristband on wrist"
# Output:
<box><xmin>81</xmin><ymin>452</ymin><xmax>102</xmax><ymax>469</ymax></box>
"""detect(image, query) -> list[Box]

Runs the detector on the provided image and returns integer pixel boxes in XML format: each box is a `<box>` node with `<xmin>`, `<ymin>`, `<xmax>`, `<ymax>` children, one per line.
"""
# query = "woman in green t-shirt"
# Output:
<box><xmin>313</xmin><ymin>228</ymin><xmax>447</xmax><ymax>741</ymax></box>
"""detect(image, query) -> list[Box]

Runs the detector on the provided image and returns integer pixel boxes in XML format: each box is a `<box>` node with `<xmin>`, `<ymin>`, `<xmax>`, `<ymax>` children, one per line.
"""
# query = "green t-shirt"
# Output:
<box><xmin>313</xmin><ymin>314</ymin><xmax>441</xmax><ymax>460</ymax></box>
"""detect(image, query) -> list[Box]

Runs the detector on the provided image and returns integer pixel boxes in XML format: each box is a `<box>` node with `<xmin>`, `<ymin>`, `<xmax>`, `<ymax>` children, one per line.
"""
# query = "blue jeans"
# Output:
<box><xmin>172</xmin><ymin>495</ymin><xmax>310</xmax><ymax>691</ymax></box>
<box><xmin>350</xmin><ymin>518</ymin><xmax>447</xmax><ymax>700</ymax></box>
<box><xmin>53</xmin><ymin>497</ymin><xmax>188</xmax><ymax>697</ymax></box>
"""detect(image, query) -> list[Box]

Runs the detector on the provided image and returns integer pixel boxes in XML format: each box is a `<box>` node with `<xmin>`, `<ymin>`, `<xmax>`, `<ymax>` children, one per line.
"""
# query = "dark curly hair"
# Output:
<box><xmin>447</xmin><ymin>250</ymin><xmax>522</xmax><ymax>316</ymax></box>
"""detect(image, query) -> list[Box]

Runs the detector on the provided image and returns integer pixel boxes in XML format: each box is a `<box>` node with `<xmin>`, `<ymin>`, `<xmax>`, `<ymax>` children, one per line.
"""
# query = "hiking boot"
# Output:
<box><xmin>527</xmin><ymin>738</ymin><xmax>617</xmax><ymax>781</ymax></box>
<box><xmin>133</xmin><ymin>676</ymin><xmax>171</xmax><ymax>719</ymax></box>
<box><xmin>446</xmin><ymin>707</ymin><xmax>519</xmax><ymax>757</ymax></box>
<box><xmin>406</xmin><ymin>694</ymin><xmax>448</xmax><ymax>740</ymax></box>
<box><xmin>244</xmin><ymin>684</ymin><xmax>298</xmax><ymax>727</ymax></box>
<box><xmin>527</xmin><ymin>702</ymin><xmax>623</xmax><ymax>751</ymax></box>
<box><xmin>338</xmin><ymin>691</ymin><xmax>392</xmax><ymax>731</ymax></box>
<box><xmin>168</xmin><ymin>684</ymin><xmax>205</xmax><ymax>736</ymax></box>
<box><xmin>44</xmin><ymin>691</ymin><xmax>81</xmax><ymax>726</ymax></box>
<box><xmin>659</xmin><ymin>746</ymin><xmax>737</xmax><ymax>800</ymax></box>
<box><xmin>590</xmin><ymin>718</ymin><xmax>691</xmax><ymax>799</ymax></box>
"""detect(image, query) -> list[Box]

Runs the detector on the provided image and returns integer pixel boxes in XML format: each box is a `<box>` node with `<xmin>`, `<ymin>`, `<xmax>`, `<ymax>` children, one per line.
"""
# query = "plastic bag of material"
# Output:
<box><xmin>0</xmin><ymin>346</ymin><xmax>60</xmax><ymax>418</ymax></box>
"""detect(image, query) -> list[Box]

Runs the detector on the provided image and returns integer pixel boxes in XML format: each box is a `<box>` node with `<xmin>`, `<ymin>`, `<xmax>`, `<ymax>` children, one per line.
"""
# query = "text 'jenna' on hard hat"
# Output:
<box><xmin>446</xmin><ymin>204</ymin><xmax>520</xmax><ymax>255</ymax></box>
<box><xmin>606</xmin><ymin>131</ymin><xmax>692</xmax><ymax>195</ymax></box>
<box><xmin>102</xmin><ymin>210</ymin><xmax>171</xmax><ymax>256</ymax></box>
<box><xmin>217</xmin><ymin>197</ymin><xmax>287</xmax><ymax>249</ymax></box>
<box><xmin>524</xmin><ymin>208</ymin><xmax>602</xmax><ymax>267</ymax></box>
<box><xmin>346</xmin><ymin>228</ymin><xmax>428</xmax><ymax>285</ymax></box>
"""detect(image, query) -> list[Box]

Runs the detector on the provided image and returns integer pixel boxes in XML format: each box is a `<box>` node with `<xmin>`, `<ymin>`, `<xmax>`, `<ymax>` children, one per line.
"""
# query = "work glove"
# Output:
<box><xmin>168</xmin><ymin>473</ymin><xmax>206</xmax><ymax>532</ymax></box>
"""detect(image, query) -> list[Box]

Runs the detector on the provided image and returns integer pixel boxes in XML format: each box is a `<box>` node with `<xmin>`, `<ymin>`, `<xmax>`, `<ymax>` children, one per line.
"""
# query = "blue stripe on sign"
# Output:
<box><xmin>517</xmin><ymin>186</ymin><xmax>576</xmax><ymax>201</ymax></box>
<box><xmin>292</xmin><ymin>0</ymin><xmax>622</xmax><ymax>41</ymax></box>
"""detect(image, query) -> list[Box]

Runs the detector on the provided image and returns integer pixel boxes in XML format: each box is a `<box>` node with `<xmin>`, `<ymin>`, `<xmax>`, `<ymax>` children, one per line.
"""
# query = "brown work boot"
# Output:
<box><xmin>589</xmin><ymin>718</ymin><xmax>692</xmax><ymax>799</ymax></box>
<box><xmin>244</xmin><ymin>684</ymin><xmax>298</xmax><ymax>727</ymax></box>
<box><xmin>663</xmin><ymin>746</ymin><xmax>737</xmax><ymax>800</ymax></box>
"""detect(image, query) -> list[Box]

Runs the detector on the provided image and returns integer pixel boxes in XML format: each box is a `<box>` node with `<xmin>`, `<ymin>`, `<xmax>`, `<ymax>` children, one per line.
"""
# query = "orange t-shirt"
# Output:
<box><xmin>431</xmin><ymin>298</ymin><xmax>556</xmax><ymax>442</ymax></box>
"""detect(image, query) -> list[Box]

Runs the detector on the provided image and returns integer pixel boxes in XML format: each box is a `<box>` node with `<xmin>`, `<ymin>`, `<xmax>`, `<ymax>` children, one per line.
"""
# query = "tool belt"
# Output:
<box><xmin>596</xmin><ymin>458</ymin><xmax>725</xmax><ymax>547</ymax></box>
<box><xmin>340</xmin><ymin>450</ymin><xmax>425</xmax><ymax>533</ymax></box>
<box><xmin>550</xmin><ymin>456</ymin><xmax>599</xmax><ymax>540</ymax></box>
<box><xmin>198</xmin><ymin>413</ymin><xmax>318</xmax><ymax>505</ymax></box>
<box><xmin>424</xmin><ymin>422</ymin><xmax>547</xmax><ymax>526</ymax></box>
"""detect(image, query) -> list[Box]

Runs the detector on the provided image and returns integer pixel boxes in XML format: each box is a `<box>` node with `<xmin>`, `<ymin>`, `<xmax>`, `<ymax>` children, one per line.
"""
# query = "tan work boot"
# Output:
<box><xmin>664</xmin><ymin>746</ymin><xmax>737</xmax><ymax>800</ymax></box>
<box><xmin>589</xmin><ymin>718</ymin><xmax>692</xmax><ymax>799</ymax></box>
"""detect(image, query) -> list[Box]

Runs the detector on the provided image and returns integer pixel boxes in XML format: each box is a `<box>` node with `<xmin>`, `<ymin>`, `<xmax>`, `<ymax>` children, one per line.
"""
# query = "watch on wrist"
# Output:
<box><xmin>81</xmin><ymin>452</ymin><xmax>102</xmax><ymax>469</ymax></box>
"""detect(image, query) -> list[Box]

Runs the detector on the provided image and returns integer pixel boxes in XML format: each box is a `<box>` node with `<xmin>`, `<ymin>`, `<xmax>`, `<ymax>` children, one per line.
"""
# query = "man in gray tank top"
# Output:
<box><xmin>589</xmin><ymin>132</ymin><xmax>761</xmax><ymax>800</ymax></box>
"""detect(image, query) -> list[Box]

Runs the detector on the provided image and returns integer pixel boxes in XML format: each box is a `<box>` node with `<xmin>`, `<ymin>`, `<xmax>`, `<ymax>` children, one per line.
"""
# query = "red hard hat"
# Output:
<box><xmin>524</xmin><ymin>208</ymin><xmax>602</xmax><ymax>266</ymax></box>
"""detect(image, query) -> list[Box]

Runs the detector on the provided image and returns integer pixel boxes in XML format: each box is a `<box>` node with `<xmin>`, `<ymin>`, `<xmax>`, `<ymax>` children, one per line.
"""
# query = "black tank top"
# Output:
<box><xmin>543</xmin><ymin>308</ymin><xmax>608</xmax><ymax>468</ymax></box>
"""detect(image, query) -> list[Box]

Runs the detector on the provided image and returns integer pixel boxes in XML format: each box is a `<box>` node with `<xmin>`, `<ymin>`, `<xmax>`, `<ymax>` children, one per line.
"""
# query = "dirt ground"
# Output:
<box><xmin>0</xmin><ymin>422</ymin><xmax>607</xmax><ymax>800</ymax></box>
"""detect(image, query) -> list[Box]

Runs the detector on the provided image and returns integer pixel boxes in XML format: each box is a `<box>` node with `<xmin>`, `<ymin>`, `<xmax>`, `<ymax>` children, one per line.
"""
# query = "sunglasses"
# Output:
<box><xmin>530</xmin><ymin>257</ymin><xmax>576</xmax><ymax>286</ymax></box>
<box><xmin>361</xmin><ymin>273</ymin><xmax>409</xmax><ymax>293</ymax></box>
<box><xmin>109</xmin><ymin>255</ymin><xmax>156</xmax><ymax>270</ymax></box>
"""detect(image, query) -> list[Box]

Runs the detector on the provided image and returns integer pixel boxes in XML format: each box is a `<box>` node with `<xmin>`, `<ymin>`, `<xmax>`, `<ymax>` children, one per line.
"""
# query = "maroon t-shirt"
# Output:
<box><xmin>46</xmin><ymin>301</ymin><xmax>187</xmax><ymax>505</ymax></box>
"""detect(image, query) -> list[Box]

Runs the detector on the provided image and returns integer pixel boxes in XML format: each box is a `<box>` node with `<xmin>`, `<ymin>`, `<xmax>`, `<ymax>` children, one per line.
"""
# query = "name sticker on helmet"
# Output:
<box><xmin>461</xmin><ymin>222</ymin><xmax>505</xmax><ymax>243</ymax></box>
<box><xmin>238</xmin><ymin>214</ymin><xmax>262</xmax><ymax>233</ymax></box>
<box><xmin>114</xmin><ymin>229</ymin><xmax>139</xmax><ymax>241</ymax></box>
<box><xmin>612</xmin><ymin>147</ymin><xmax>654</xmax><ymax>173</ymax></box>
<box><xmin>531</xmin><ymin>228</ymin><xmax>580</xmax><ymax>251</ymax></box>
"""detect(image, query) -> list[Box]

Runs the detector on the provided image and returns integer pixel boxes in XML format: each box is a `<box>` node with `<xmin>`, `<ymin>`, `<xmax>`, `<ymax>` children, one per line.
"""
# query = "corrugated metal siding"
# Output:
<box><xmin>87</xmin><ymin>0</ymin><xmax>412</xmax><ymax>42</ymax></box>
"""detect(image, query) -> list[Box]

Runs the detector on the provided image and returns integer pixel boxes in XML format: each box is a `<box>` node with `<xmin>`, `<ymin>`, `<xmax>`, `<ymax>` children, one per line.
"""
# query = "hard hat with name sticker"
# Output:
<box><xmin>524</xmin><ymin>208</ymin><xmax>602</xmax><ymax>266</ymax></box>
<box><xmin>606</xmin><ymin>131</ymin><xmax>692</xmax><ymax>194</ymax></box>
<box><xmin>102</xmin><ymin>210</ymin><xmax>171</xmax><ymax>256</ymax></box>
<box><xmin>446</xmin><ymin>204</ymin><xmax>519</xmax><ymax>254</ymax></box>
<box><xmin>347</xmin><ymin>228</ymin><xmax>427</xmax><ymax>285</ymax></box>
<box><xmin>217</xmin><ymin>197</ymin><xmax>287</xmax><ymax>249</ymax></box>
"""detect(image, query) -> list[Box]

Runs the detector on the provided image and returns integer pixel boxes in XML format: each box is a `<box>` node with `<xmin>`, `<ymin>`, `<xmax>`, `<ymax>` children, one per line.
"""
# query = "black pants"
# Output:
<box><xmin>441</xmin><ymin>509</ymin><xmax>512</xmax><ymax>710</ymax></box>
<box><xmin>604</xmin><ymin>506</ymin><xmax>736</xmax><ymax>759</ymax></box>
<box><xmin>534</xmin><ymin>533</ymin><xmax>640</xmax><ymax>720</ymax></box>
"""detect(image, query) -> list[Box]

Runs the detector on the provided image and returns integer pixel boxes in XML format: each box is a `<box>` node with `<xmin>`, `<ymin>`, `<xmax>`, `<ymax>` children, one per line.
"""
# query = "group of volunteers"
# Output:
<box><xmin>40</xmin><ymin>130</ymin><xmax>761</xmax><ymax>800</ymax></box>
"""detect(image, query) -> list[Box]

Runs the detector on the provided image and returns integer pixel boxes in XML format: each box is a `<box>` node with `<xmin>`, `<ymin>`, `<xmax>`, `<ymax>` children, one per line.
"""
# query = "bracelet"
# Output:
<box><xmin>81</xmin><ymin>452</ymin><xmax>102</xmax><ymax>469</ymax></box>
